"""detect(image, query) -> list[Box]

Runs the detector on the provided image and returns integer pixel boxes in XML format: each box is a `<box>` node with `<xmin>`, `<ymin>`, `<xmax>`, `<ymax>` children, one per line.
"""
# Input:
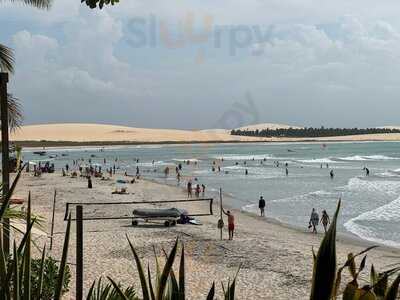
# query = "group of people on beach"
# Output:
<box><xmin>309</xmin><ymin>208</ymin><xmax>330</xmax><ymax>234</ymax></box>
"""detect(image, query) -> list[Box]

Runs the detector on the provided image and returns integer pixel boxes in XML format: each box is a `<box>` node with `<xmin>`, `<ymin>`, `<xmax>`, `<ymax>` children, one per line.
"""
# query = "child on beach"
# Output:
<box><xmin>320</xmin><ymin>210</ymin><xmax>330</xmax><ymax>233</ymax></box>
<box><xmin>222</xmin><ymin>209</ymin><xmax>235</xmax><ymax>240</ymax></box>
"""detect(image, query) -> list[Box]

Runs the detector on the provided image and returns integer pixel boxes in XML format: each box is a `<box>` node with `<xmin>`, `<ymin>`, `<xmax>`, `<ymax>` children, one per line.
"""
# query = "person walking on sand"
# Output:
<box><xmin>259</xmin><ymin>196</ymin><xmax>266</xmax><ymax>217</ymax></box>
<box><xmin>320</xmin><ymin>210</ymin><xmax>330</xmax><ymax>233</ymax></box>
<box><xmin>187</xmin><ymin>181</ymin><xmax>192</xmax><ymax>198</ymax></box>
<box><xmin>222</xmin><ymin>209</ymin><xmax>235</xmax><ymax>240</ymax></box>
<box><xmin>309</xmin><ymin>208</ymin><xmax>319</xmax><ymax>234</ymax></box>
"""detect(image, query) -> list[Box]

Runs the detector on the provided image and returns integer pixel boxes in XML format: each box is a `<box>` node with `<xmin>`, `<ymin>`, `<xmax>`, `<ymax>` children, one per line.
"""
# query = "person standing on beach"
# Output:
<box><xmin>201</xmin><ymin>184</ymin><xmax>206</xmax><ymax>196</ymax></box>
<box><xmin>258</xmin><ymin>196</ymin><xmax>266</xmax><ymax>216</ymax></box>
<box><xmin>87</xmin><ymin>176</ymin><xmax>93</xmax><ymax>189</ymax></box>
<box><xmin>330</xmin><ymin>170</ymin><xmax>334</xmax><ymax>179</ymax></box>
<box><xmin>222</xmin><ymin>209</ymin><xmax>235</xmax><ymax>240</ymax></box>
<box><xmin>195</xmin><ymin>184</ymin><xmax>201</xmax><ymax>197</ymax></box>
<box><xmin>320</xmin><ymin>210</ymin><xmax>330</xmax><ymax>233</ymax></box>
<box><xmin>164</xmin><ymin>166</ymin><xmax>169</xmax><ymax>177</ymax></box>
<box><xmin>309</xmin><ymin>208</ymin><xmax>319</xmax><ymax>234</ymax></box>
<box><xmin>187</xmin><ymin>181</ymin><xmax>192</xmax><ymax>198</ymax></box>
<box><xmin>285</xmin><ymin>168</ymin><xmax>289</xmax><ymax>176</ymax></box>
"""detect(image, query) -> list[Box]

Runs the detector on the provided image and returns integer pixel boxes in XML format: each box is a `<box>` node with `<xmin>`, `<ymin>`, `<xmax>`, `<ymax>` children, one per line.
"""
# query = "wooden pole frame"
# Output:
<box><xmin>0</xmin><ymin>72</ymin><xmax>10</xmax><ymax>256</ymax></box>
<box><xmin>49</xmin><ymin>189</ymin><xmax>57</xmax><ymax>250</ymax></box>
<box><xmin>76</xmin><ymin>205</ymin><xmax>83</xmax><ymax>300</ymax></box>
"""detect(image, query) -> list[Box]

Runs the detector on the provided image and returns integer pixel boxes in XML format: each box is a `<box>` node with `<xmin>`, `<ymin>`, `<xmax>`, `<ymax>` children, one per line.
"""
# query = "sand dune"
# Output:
<box><xmin>9</xmin><ymin>123</ymin><xmax>400</xmax><ymax>144</ymax></box>
<box><xmin>10</xmin><ymin>123</ymin><xmax>263</xmax><ymax>143</ymax></box>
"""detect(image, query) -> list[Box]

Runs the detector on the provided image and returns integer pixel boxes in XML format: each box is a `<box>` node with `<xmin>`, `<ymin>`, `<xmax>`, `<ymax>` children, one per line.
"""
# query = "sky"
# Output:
<box><xmin>1</xmin><ymin>0</ymin><xmax>400</xmax><ymax>129</ymax></box>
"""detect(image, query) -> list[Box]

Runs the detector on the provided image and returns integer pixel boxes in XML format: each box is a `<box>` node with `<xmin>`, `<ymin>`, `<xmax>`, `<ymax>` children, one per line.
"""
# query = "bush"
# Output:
<box><xmin>31</xmin><ymin>256</ymin><xmax>71</xmax><ymax>300</ymax></box>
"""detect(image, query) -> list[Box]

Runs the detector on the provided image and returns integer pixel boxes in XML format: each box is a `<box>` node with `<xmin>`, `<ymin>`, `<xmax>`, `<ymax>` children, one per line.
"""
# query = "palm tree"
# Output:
<box><xmin>0</xmin><ymin>0</ymin><xmax>52</xmax><ymax>129</ymax></box>
<box><xmin>0</xmin><ymin>0</ymin><xmax>52</xmax><ymax>256</ymax></box>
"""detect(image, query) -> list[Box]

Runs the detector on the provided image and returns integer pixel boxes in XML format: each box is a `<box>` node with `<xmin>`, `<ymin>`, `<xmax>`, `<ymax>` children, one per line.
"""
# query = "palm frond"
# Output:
<box><xmin>0</xmin><ymin>94</ymin><xmax>23</xmax><ymax>131</ymax></box>
<box><xmin>6</xmin><ymin>93</ymin><xmax>23</xmax><ymax>130</ymax></box>
<box><xmin>0</xmin><ymin>0</ymin><xmax>51</xmax><ymax>9</ymax></box>
<box><xmin>0</xmin><ymin>44</ymin><xmax>14</xmax><ymax>73</ymax></box>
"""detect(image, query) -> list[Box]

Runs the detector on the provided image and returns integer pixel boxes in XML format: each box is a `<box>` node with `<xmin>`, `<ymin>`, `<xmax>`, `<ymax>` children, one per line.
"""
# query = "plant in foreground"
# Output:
<box><xmin>0</xmin><ymin>167</ymin><xmax>72</xmax><ymax>300</ymax></box>
<box><xmin>310</xmin><ymin>199</ymin><xmax>400</xmax><ymax>300</ymax></box>
<box><xmin>103</xmin><ymin>237</ymin><xmax>239</xmax><ymax>300</ymax></box>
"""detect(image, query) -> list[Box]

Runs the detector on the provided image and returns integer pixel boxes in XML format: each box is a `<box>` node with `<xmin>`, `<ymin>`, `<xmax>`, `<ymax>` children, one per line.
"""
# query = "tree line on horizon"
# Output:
<box><xmin>230</xmin><ymin>126</ymin><xmax>400</xmax><ymax>138</ymax></box>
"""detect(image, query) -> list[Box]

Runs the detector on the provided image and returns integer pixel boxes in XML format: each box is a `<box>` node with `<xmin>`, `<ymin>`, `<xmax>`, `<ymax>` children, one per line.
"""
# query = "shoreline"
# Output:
<box><xmin>14</xmin><ymin>138</ymin><xmax>400</xmax><ymax>149</ymax></box>
<box><xmin>145</xmin><ymin>176</ymin><xmax>400</xmax><ymax>254</ymax></box>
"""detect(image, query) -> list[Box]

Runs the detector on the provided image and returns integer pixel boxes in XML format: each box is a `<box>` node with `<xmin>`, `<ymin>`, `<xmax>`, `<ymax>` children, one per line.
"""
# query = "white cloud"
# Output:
<box><xmin>2</xmin><ymin>0</ymin><xmax>400</xmax><ymax>127</ymax></box>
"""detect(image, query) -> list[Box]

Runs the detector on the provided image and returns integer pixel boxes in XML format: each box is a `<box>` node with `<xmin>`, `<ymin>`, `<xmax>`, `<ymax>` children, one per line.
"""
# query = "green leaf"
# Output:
<box><xmin>54</xmin><ymin>214</ymin><xmax>71</xmax><ymax>300</ymax></box>
<box><xmin>370</xmin><ymin>265</ymin><xmax>377</xmax><ymax>286</ymax></box>
<box><xmin>86</xmin><ymin>280</ymin><xmax>96</xmax><ymax>299</ymax></box>
<box><xmin>107</xmin><ymin>277</ymin><xmax>130</xmax><ymax>300</ymax></box>
<box><xmin>206</xmin><ymin>282</ymin><xmax>215</xmax><ymax>300</ymax></box>
<box><xmin>384</xmin><ymin>274</ymin><xmax>400</xmax><ymax>300</ymax></box>
<box><xmin>348</xmin><ymin>253</ymin><xmax>357</xmax><ymax>280</ymax></box>
<box><xmin>343</xmin><ymin>281</ymin><xmax>359</xmax><ymax>300</ymax></box>
<box><xmin>178</xmin><ymin>244</ymin><xmax>185</xmax><ymax>300</ymax></box>
<box><xmin>309</xmin><ymin>199</ymin><xmax>341</xmax><ymax>300</ymax></box>
<box><xmin>0</xmin><ymin>167</ymin><xmax>22</xmax><ymax>221</ymax></box>
<box><xmin>36</xmin><ymin>245</ymin><xmax>46</xmax><ymax>299</ymax></box>
<box><xmin>0</xmin><ymin>234</ymin><xmax>10</xmax><ymax>297</ymax></box>
<box><xmin>359</xmin><ymin>255</ymin><xmax>367</xmax><ymax>274</ymax></box>
<box><xmin>126</xmin><ymin>235</ymin><xmax>150</xmax><ymax>300</ymax></box>
<box><xmin>157</xmin><ymin>238</ymin><xmax>178</xmax><ymax>300</ymax></box>
<box><xmin>333</xmin><ymin>267</ymin><xmax>343</xmax><ymax>300</ymax></box>
<box><xmin>13</xmin><ymin>242</ymin><xmax>20</xmax><ymax>300</ymax></box>
<box><xmin>374</xmin><ymin>274</ymin><xmax>388</xmax><ymax>298</ymax></box>
<box><xmin>148</xmin><ymin>264</ymin><xmax>156</xmax><ymax>300</ymax></box>
<box><xmin>23</xmin><ymin>191</ymin><xmax>32</xmax><ymax>300</ymax></box>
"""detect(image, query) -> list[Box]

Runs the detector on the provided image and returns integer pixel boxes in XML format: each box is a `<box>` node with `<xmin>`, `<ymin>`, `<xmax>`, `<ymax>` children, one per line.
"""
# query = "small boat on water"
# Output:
<box><xmin>33</xmin><ymin>151</ymin><xmax>46</xmax><ymax>156</ymax></box>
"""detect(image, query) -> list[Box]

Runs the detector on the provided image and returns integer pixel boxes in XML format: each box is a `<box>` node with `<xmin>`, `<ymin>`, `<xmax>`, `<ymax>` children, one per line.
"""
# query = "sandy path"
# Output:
<box><xmin>12</xmin><ymin>172</ymin><xmax>400</xmax><ymax>299</ymax></box>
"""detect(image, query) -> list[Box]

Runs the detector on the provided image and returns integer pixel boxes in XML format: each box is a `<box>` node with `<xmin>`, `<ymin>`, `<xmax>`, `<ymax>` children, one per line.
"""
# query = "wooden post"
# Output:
<box><xmin>76</xmin><ymin>205</ymin><xmax>83</xmax><ymax>300</ymax></box>
<box><xmin>0</xmin><ymin>72</ymin><xmax>10</xmax><ymax>256</ymax></box>
<box><xmin>49</xmin><ymin>190</ymin><xmax>57</xmax><ymax>250</ymax></box>
<box><xmin>219</xmin><ymin>188</ymin><xmax>223</xmax><ymax>240</ymax></box>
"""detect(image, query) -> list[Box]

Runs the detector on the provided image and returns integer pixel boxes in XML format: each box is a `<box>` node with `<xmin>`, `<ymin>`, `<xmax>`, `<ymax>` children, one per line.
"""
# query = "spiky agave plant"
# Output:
<box><xmin>87</xmin><ymin>277</ymin><xmax>138</xmax><ymax>300</ymax></box>
<box><xmin>0</xmin><ymin>167</ymin><xmax>72</xmax><ymax>299</ymax></box>
<box><xmin>106</xmin><ymin>236</ymin><xmax>239</xmax><ymax>300</ymax></box>
<box><xmin>310</xmin><ymin>199</ymin><xmax>400</xmax><ymax>300</ymax></box>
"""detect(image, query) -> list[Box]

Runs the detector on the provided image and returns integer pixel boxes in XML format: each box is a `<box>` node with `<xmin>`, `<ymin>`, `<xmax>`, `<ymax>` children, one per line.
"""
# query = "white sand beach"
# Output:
<box><xmin>9</xmin><ymin>123</ymin><xmax>400</xmax><ymax>144</ymax></box>
<box><xmin>13</xmin><ymin>171</ymin><xmax>400</xmax><ymax>299</ymax></box>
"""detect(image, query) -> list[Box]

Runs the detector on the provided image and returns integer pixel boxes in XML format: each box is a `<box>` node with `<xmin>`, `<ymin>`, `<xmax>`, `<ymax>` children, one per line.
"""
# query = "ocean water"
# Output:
<box><xmin>22</xmin><ymin>141</ymin><xmax>400</xmax><ymax>247</ymax></box>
